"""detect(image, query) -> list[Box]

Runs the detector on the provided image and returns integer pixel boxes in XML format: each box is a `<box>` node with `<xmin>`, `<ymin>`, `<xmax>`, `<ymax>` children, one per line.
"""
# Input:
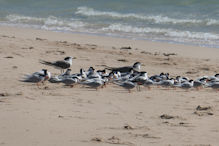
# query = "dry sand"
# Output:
<box><xmin>0</xmin><ymin>26</ymin><xmax>219</xmax><ymax>146</ymax></box>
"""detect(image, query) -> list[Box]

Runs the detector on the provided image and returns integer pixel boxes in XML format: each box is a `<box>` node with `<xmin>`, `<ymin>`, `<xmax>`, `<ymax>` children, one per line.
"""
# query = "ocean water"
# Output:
<box><xmin>0</xmin><ymin>0</ymin><xmax>219</xmax><ymax>48</ymax></box>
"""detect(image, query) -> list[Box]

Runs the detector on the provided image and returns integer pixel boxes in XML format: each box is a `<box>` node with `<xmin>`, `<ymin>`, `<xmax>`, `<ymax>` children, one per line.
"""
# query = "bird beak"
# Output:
<box><xmin>45</xmin><ymin>76</ymin><xmax>49</xmax><ymax>80</ymax></box>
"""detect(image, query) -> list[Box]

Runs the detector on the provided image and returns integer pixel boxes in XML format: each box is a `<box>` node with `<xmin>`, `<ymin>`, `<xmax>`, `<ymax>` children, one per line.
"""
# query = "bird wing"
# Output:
<box><xmin>112</xmin><ymin>66</ymin><xmax>132</xmax><ymax>73</ymax></box>
<box><xmin>22</xmin><ymin>74</ymin><xmax>42</xmax><ymax>83</ymax></box>
<box><xmin>53</xmin><ymin>61</ymin><xmax>70</xmax><ymax>69</ymax></box>
<box><xmin>40</xmin><ymin>60</ymin><xmax>70</xmax><ymax>69</ymax></box>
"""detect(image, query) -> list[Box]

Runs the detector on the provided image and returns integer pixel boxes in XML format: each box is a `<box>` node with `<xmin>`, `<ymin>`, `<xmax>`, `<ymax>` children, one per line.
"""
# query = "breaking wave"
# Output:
<box><xmin>102</xmin><ymin>23</ymin><xmax>219</xmax><ymax>40</ymax></box>
<box><xmin>76</xmin><ymin>6</ymin><xmax>219</xmax><ymax>26</ymax></box>
<box><xmin>5</xmin><ymin>14</ymin><xmax>86</xmax><ymax>31</ymax></box>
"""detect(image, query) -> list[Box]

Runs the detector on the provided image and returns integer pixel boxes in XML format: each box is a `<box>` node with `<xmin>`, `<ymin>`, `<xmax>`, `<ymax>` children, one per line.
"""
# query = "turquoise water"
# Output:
<box><xmin>0</xmin><ymin>0</ymin><xmax>219</xmax><ymax>47</ymax></box>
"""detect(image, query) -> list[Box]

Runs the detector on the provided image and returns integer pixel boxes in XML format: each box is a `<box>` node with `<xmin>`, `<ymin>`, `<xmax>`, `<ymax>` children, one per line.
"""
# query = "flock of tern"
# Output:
<box><xmin>21</xmin><ymin>56</ymin><xmax>219</xmax><ymax>92</ymax></box>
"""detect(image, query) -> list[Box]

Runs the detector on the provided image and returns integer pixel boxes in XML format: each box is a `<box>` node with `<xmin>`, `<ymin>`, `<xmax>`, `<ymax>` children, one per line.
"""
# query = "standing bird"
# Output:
<box><xmin>130</xmin><ymin>71</ymin><xmax>148</xmax><ymax>91</ymax></box>
<box><xmin>40</xmin><ymin>57</ymin><xmax>73</xmax><ymax>73</ymax></box>
<box><xmin>79</xmin><ymin>78</ymin><xmax>105</xmax><ymax>90</ymax></box>
<box><xmin>114</xmin><ymin>80</ymin><xmax>137</xmax><ymax>93</ymax></box>
<box><xmin>21</xmin><ymin>69</ymin><xmax>51</xmax><ymax>86</ymax></box>
<box><xmin>62</xmin><ymin>76</ymin><xmax>79</xmax><ymax>88</ymax></box>
<box><xmin>106</xmin><ymin>62</ymin><xmax>141</xmax><ymax>73</ymax></box>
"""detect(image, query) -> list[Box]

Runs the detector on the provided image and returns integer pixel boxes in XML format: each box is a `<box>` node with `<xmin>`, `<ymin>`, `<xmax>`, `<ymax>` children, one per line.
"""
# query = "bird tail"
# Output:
<box><xmin>39</xmin><ymin>60</ymin><xmax>53</xmax><ymax>66</ymax></box>
<box><xmin>112</xmin><ymin>80</ymin><xmax>123</xmax><ymax>86</ymax></box>
<box><xmin>19</xmin><ymin>74</ymin><xmax>31</xmax><ymax>82</ymax></box>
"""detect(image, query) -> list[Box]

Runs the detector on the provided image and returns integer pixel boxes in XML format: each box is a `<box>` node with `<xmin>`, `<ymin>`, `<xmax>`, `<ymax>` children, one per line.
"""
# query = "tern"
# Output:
<box><xmin>40</xmin><ymin>57</ymin><xmax>73</xmax><ymax>73</ymax></box>
<box><xmin>79</xmin><ymin>78</ymin><xmax>104</xmax><ymax>90</ymax></box>
<box><xmin>206</xmin><ymin>82</ymin><xmax>219</xmax><ymax>91</ymax></box>
<box><xmin>49</xmin><ymin>69</ymin><xmax>72</xmax><ymax>83</ymax></box>
<box><xmin>21</xmin><ymin>69</ymin><xmax>51</xmax><ymax>86</ymax></box>
<box><xmin>114</xmin><ymin>80</ymin><xmax>136</xmax><ymax>93</ymax></box>
<box><xmin>62</xmin><ymin>76</ymin><xmax>79</xmax><ymax>87</ymax></box>
<box><xmin>106</xmin><ymin>62</ymin><xmax>141</xmax><ymax>73</ymax></box>
<box><xmin>176</xmin><ymin>80</ymin><xmax>194</xmax><ymax>90</ymax></box>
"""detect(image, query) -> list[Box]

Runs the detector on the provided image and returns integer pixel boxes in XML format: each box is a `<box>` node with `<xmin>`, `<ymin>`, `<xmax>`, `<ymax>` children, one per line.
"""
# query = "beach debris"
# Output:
<box><xmin>85</xmin><ymin>44</ymin><xmax>97</xmax><ymax>50</ymax></box>
<box><xmin>107</xmin><ymin>136</ymin><xmax>120</xmax><ymax>144</ymax></box>
<box><xmin>0</xmin><ymin>93</ymin><xmax>9</xmax><ymax>97</ymax></box>
<box><xmin>1</xmin><ymin>35</ymin><xmax>15</xmax><ymax>38</ymax></box>
<box><xmin>120</xmin><ymin>46</ymin><xmax>132</xmax><ymax>50</ymax></box>
<box><xmin>133</xmin><ymin>133</ymin><xmax>161</xmax><ymax>139</ymax></box>
<box><xmin>196</xmin><ymin>105</ymin><xmax>211</xmax><ymax>111</ymax></box>
<box><xmin>123</xmin><ymin>124</ymin><xmax>134</xmax><ymax>130</ymax></box>
<box><xmin>36</xmin><ymin>37</ymin><xmax>47</xmax><ymax>41</ymax></box>
<box><xmin>194</xmin><ymin>105</ymin><xmax>213</xmax><ymax>116</ymax></box>
<box><xmin>194</xmin><ymin>111</ymin><xmax>204</xmax><ymax>116</ymax></box>
<box><xmin>58</xmin><ymin>41</ymin><xmax>68</xmax><ymax>44</ymax></box>
<box><xmin>154</xmin><ymin>52</ymin><xmax>160</xmax><ymax>56</ymax></box>
<box><xmin>141</xmin><ymin>51</ymin><xmax>152</xmax><ymax>55</ymax></box>
<box><xmin>179</xmin><ymin>122</ymin><xmax>186</xmax><ymax>125</ymax></box>
<box><xmin>4</xmin><ymin>56</ymin><xmax>13</xmax><ymax>59</ymax></box>
<box><xmin>117</xmin><ymin>59</ymin><xmax>128</xmax><ymax>62</ymax></box>
<box><xmin>160</xmin><ymin>114</ymin><xmax>175</xmax><ymax>119</ymax></box>
<box><xmin>56</xmin><ymin>50</ymin><xmax>65</xmax><ymax>55</ymax></box>
<box><xmin>15</xmin><ymin>92</ymin><xmax>23</xmax><ymax>96</ymax></box>
<box><xmin>163</xmin><ymin>53</ymin><xmax>177</xmax><ymax>57</ymax></box>
<box><xmin>12</xmin><ymin>66</ymin><xmax>18</xmax><ymax>69</ymax></box>
<box><xmin>21</xmin><ymin>46</ymin><xmax>34</xmax><ymax>50</ymax></box>
<box><xmin>91</xmin><ymin>137</ymin><xmax>103</xmax><ymax>142</ymax></box>
<box><xmin>45</xmin><ymin>50</ymin><xmax>65</xmax><ymax>55</ymax></box>
<box><xmin>91</xmin><ymin>136</ymin><xmax>134</xmax><ymax>145</ymax></box>
<box><xmin>199</xmin><ymin>67</ymin><xmax>210</xmax><ymax>71</ymax></box>
<box><xmin>58</xmin><ymin>115</ymin><xmax>64</xmax><ymax>118</ymax></box>
<box><xmin>186</xmin><ymin>70</ymin><xmax>198</xmax><ymax>74</ymax></box>
<box><xmin>161</xmin><ymin>62</ymin><xmax>171</xmax><ymax>65</ymax></box>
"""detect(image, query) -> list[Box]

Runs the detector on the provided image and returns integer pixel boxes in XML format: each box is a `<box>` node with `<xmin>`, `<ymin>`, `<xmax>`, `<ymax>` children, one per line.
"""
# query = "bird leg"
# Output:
<box><xmin>185</xmin><ymin>89</ymin><xmax>189</xmax><ymax>92</ymax></box>
<box><xmin>42</xmin><ymin>81</ymin><xmax>45</xmax><ymax>85</ymax></box>
<box><xmin>37</xmin><ymin>82</ymin><xmax>41</xmax><ymax>89</ymax></box>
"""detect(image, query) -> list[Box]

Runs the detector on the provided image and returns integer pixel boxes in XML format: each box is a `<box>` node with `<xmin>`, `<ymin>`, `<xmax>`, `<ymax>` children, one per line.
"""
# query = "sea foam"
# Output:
<box><xmin>76</xmin><ymin>6</ymin><xmax>219</xmax><ymax>26</ymax></box>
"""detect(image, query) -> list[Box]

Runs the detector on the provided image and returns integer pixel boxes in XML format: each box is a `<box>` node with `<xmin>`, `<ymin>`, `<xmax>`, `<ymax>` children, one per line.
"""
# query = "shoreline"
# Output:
<box><xmin>0</xmin><ymin>25</ymin><xmax>219</xmax><ymax>146</ymax></box>
<box><xmin>1</xmin><ymin>25</ymin><xmax>219</xmax><ymax>60</ymax></box>
<box><xmin>2</xmin><ymin>23</ymin><xmax>218</xmax><ymax>49</ymax></box>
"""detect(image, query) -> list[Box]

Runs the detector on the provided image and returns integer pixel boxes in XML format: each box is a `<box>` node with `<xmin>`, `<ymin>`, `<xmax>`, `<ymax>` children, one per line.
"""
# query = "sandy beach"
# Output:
<box><xmin>0</xmin><ymin>26</ymin><xmax>219</xmax><ymax>146</ymax></box>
